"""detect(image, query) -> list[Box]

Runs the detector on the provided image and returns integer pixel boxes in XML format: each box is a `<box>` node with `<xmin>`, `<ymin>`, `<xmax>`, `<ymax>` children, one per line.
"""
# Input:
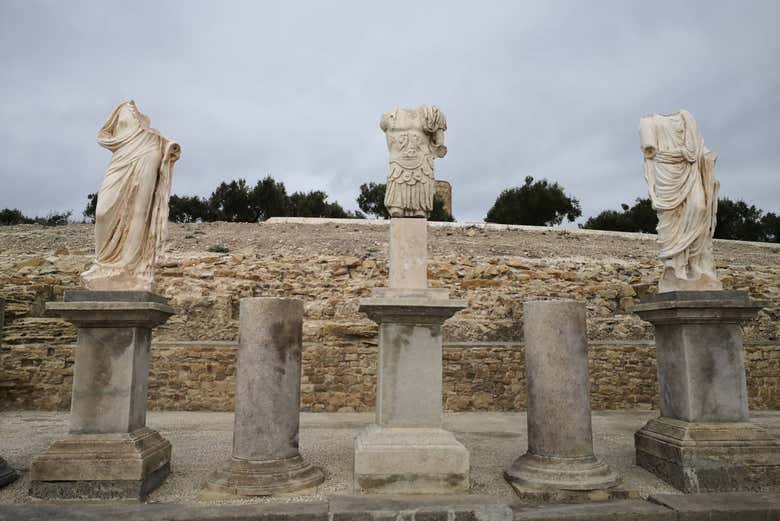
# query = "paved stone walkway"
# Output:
<box><xmin>1</xmin><ymin>492</ymin><xmax>779</xmax><ymax>520</ymax></box>
<box><xmin>1</xmin><ymin>410</ymin><xmax>779</xmax><ymax>507</ymax></box>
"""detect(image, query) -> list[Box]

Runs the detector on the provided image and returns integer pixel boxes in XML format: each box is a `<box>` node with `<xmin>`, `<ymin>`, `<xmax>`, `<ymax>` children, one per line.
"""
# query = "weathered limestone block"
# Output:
<box><xmin>633</xmin><ymin>291</ymin><xmax>780</xmax><ymax>492</ymax></box>
<box><xmin>30</xmin><ymin>290</ymin><xmax>174</xmax><ymax>500</ymax></box>
<box><xmin>206</xmin><ymin>298</ymin><xmax>324</xmax><ymax>496</ymax></box>
<box><xmin>3</xmin><ymin>222</ymin><xmax>780</xmax><ymax>414</ymax></box>
<box><xmin>505</xmin><ymin>300</ymin><xmax>619</xmax><ymax>492</ymax></box>
<box><xmin>0</xmin><ymin>297</ymin><xmax>19</xmax><ymax>488</ymax></box>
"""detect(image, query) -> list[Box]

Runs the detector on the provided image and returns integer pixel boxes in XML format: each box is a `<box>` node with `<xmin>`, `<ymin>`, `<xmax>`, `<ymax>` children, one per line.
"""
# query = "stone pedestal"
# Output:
<box><xmin>389</xmin><ymin>218</ymin><xmax>427</xmax><ymax>290</ymax></box>
<box><xmin>355</xmin><ymin>295</ymin><xmax>468</xmax><ymax>494</ymax></box>
<box><xmin>633</xmin><ymin>291</ymin><xmax>780</xmax><ymax>492</ymax></box>
<box><xmin>206</xmin><ymin>298</ymin><xmax>324</xmax><ymax>496</ymax></box>
<box><xmin>0</xmin><ymin>298</ymin><xmax>19</xmax><ymax>489</ymax></box>
<box><xmin>30</xmin><ymin>291</ymin><xmax>174</xmax><ymax>500</ymax></box>
<box><xmin>506</xmin><ymin>300</ymin><xmax>619</xmax><ymax>492</ymax></box>
<box><xmin>0</xmin><ymin>458</ymin><xmax>16</xmax><ymax>488</ymax></box>
<box><xmin>355</xmin><ymin>217</ymin><xmax>468</xmax><ymax>494</ymax></box>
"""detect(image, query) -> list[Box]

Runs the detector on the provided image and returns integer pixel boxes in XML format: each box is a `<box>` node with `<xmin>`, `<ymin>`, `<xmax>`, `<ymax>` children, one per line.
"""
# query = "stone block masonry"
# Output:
<box><xmin>1</xmin><ymin>221</ymin><xmax>778</xmax><ymax>412</ymax></box>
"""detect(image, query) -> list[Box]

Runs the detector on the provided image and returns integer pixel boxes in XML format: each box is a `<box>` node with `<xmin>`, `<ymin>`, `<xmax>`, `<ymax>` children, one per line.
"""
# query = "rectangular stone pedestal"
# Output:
<box><xmin>30</xmin><ymin>428</ymin><xmax>171</xmax><ymax>500</ymax></box>
<box><xmin>635</xmin><ymin>417</ymin><xmax>780</xmax><ymax>492</ymax></box>
<box><xmin>0</xmin><ymin>458</ymin><xmax>17</xmax><ymax>489</ymax></box>
<box><xmin>31</xmin><ymin>291</ymin><xmax>174</xmax><ymax>500</ymax></box>
<box><xmin>354</xmin><ymin>425</ymin><xmax>469</xmax><ymax>494</ymax></box>
<box><xmin>0</xmin><ymin>298</ymin><xmax>18</xmax><ymax>489</ymax></box>
<box><xmin>632</xmin><ymin>291</ymin><xmax>780</xmax><ymax>492</ymax></box>
<box><xmin>357</xmin><ymin>293</ymin><xmax>468</xmax><ymax>495</ymax></box>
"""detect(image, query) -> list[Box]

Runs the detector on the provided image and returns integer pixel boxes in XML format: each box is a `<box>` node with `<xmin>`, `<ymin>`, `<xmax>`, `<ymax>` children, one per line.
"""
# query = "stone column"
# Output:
<box><xmin>0</xmin><ymin>298</ymin><xmax>19</xmax><ymax>488</ymax></box>
<box><xmin>633</xmin><ymin>291</ymin><xmax>780</xmax><ymax>492</ymax></box>
<box><xmin>354</xmin><ymin>217</ymin><xmax>469</xmax><ymax>494</ymax></box>
<box><xmin>206</xmin><ymin>298</ymin><xmax>324</xmax><ymax>496</ymax></box>
<box><xmin>30</xmin><ymin>291</ymin><xmax>174</xmax><ymax>500</ymax></box>
<box><xmin>505</xmin><ymin>300</ymin><xmax>619</xmax><ymax>492</ymax></box>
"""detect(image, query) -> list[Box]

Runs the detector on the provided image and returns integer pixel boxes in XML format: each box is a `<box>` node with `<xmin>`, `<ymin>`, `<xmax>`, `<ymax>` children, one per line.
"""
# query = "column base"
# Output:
<box><xmin>29</xmin><ymin>427</ymin><xmax>171</xmax><ymax>500</ymax></box>
<box><xmin>505</xmin><ymin>453</ymin><xmax>619</xmax><ymax>491</ymax></box>
<box><xmin>0</xmin><ymin>457</ymin><xmax>18</xmax><ymax>488</ymax></box>
<box><xmin>354</xmin><ymin>424</ymin><xmax>469</xmax><ymax>495</ymax></box>
<box><xmin>205</xmin><ymin>454</ymin><xmax>324</xmax><ymax>496</ymax></box>
<box><xmin>635</xmin><ymin>416</ymin><xmax>780</xmax><ymax>492</ymax></box>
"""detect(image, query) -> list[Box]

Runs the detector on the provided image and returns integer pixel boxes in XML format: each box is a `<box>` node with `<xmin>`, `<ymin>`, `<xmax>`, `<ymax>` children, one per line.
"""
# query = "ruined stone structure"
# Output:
<box><xmin>1</xmin><ymin>222</ymin><xmax>778</xmax><ymax>413</ymax></box>
<box><xmin>434</xmin><ymin>180</ymin><xmax>452</xmax><ymax>216</ymax></box>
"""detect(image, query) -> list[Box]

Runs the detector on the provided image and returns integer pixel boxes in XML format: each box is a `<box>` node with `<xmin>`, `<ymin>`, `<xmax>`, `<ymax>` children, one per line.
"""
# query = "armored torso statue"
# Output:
<box><xmin>380</xmin><ymin>106</ymin><xmax>447</xmax><ymax>218</ymax></box>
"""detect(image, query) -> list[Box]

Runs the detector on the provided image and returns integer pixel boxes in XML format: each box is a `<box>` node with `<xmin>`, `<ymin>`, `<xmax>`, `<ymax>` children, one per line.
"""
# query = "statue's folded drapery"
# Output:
<box><xmin>81</xmin><ymin>101</ymin><xmax>180</xmax><ymax>291</ymax></box>
<box><xmin>639</xmin><ymin>110</ymin><xmax>720</xmax><ymax>292</ymax></box>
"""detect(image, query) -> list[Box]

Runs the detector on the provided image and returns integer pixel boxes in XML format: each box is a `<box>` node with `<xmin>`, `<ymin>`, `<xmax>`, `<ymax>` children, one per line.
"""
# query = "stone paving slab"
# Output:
<box><xmin>650</xmin><ymin>492</ymin><xmax>780</xmax><ymax>520</ymax></box>
<box><xmin>0</xmin><ymin>500</ymin><xmax>330</xmax><ymax>521</ymax></box>
<box><xmin>2</xmin><ymin>494</ymin><xmax>779</xmax><ymax>521</ymax></box>
<box><xmin>330</xmin><ymin>494</ymin><xmax>513</xmax><ymax>521</ymax></box>
<box><xmin>0</xmin><ymin>411</ymin><xmax>688</xmax><ymax>504</ymax></box>
<box><xmin>513</xmin><ymin>499</ymin><xmax>674</xmax><ymax>520</ymax></box>
<box><xmin>2</xmin><ymin>412</ymin><xmax>779</xmax><ymax>509</ymax></box>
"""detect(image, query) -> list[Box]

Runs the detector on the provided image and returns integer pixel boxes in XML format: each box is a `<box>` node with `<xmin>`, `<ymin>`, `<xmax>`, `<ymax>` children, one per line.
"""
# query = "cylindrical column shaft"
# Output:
<box><xmin>505</xmin><ymin>299</ymin><xmax>619</xmax><ymax>491</ymax></box>
<box><xmin>233</xmin><ymin>298</ymin><xmax>303</xmax><ymax>461</ymax></box>
<box><xmin>524</xmin><ymin>300</ymin><xmax>594</xmax><ymax>458</ymax></box>
<box><xmin>208</xmin><ymin>297</ymin><xmax>323</xmax><ymax>496</ymax></box>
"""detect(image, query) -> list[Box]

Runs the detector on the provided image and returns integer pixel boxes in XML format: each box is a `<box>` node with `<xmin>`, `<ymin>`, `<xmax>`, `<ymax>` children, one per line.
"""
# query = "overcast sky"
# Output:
<box><xmin>1</xmin><ymin>1</ymin><xmax>778</xmax><ymax>223</ymax></box>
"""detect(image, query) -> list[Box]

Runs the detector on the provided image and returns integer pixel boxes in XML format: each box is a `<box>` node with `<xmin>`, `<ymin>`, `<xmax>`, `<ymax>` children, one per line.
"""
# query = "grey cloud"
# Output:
<box><xmin>1</xmin><ymin>0</ymin><xmax>778</xmax><ymax>223</ymax></box>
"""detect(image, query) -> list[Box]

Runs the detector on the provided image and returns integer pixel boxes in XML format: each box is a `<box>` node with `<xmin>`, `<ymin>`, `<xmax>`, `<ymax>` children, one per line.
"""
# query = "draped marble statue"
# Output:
<box><xmin>381</xmin><ymin>106</ymin><xmax>447</xmax><ymax>218</ymax></box>
<box><xmin>81</xmin><ymin>101</ymin><xmax>180</xmax><ymax>291</ymax></box>
<box><xmin>639</xmin><ymin>110</ymin><xmax>721</xmax><ymax>292</ymax></box>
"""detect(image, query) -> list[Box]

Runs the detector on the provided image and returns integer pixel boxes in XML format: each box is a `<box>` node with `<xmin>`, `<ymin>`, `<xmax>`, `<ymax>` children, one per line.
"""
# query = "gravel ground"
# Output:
<box><xmin>3</xmin><ymin>410</ymin><xmax>779</xmax><ymax>505</ymax></box>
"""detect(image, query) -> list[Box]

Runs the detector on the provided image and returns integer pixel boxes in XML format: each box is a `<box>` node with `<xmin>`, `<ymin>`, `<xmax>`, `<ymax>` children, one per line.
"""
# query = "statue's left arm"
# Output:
<box><xmin>423</xmin><ymin>106</ymin><xmax>447</xmax><ymax>158</ymax></box>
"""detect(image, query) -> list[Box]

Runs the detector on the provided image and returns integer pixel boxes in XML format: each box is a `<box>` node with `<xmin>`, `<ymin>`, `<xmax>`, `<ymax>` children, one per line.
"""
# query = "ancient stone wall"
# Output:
<box><xmin>1</xmin><ymin>221</ymin><xmax>778</xmax><ymax>411</ymax></box>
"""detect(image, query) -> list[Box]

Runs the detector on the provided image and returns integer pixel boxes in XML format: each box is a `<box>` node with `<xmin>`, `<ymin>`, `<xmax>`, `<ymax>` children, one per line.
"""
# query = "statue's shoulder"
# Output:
<box><xmin>380</xmin><ymin>108</ymin><xmax>399</xmax><ymax>131</ymax></box>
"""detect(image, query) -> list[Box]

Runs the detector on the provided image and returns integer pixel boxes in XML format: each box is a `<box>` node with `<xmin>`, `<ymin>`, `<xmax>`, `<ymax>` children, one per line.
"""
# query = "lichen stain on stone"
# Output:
<box><xmin>268</xmin><ymin>319</ymin><xmax>301</xmax><ymax>363</ymax></box>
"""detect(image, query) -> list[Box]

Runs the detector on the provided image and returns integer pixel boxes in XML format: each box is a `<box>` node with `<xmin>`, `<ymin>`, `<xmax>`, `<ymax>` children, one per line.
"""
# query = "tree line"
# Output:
<box><xmin>481</xmin><ymin>176</ymin><xmax>779</xmax><ymax>243</ymax></box>
<box><xmin>2</xmin><ymin>174</ymin><xmax>777</xmax><ymax>243</ymax></box>
<box><xmin>79</xmin><ymin>177</ymin><xmax>454</xmax><ymax>223</ymax></box>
